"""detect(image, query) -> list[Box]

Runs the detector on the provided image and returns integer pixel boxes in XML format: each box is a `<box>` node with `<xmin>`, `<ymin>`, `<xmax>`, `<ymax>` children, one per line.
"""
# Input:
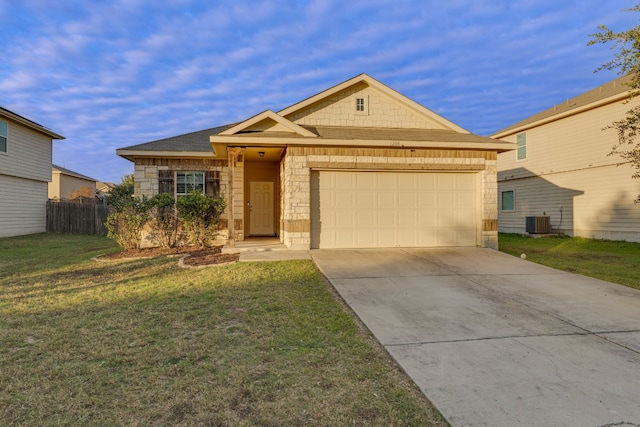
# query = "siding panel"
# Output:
<box><xmin>0</xmin><ymin>119</ymin><xmax>52</xmax><ymax>183</ymax></box>
<box><xmin>0</xmin><ymin>175</ymin><xmax>48</xmax><ymax>237</ymax></box>
<box><xmin>498</xmin><ymin>165</ymin><xmax>640</xmax><ymax>241</ymax></box>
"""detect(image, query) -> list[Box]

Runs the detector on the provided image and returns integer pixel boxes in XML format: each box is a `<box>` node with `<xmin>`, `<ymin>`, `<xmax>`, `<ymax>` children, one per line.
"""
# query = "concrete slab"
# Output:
<box><xmin>312</xmin><ymin>248</ymin><xmax>640</xmax><ymax>427</ymax></box>
<box><xmin>329</xmin><ymin>275</ymin><xmax>582</xmax><ymax>345</ymax></box>
<box><xmin>239</xmin><ymin>250</ymin><xmax>310</xmax><ymax>262</ymax></box>
<box><xmin>388</xmin><ymin>334</ymin><xmax>640</xmax><ymax>427</ymax></box>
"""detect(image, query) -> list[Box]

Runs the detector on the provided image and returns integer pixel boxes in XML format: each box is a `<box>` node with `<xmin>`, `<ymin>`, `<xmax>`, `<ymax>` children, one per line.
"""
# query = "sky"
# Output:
<box><xmin>1</xmin><ymin>0</ymin><xmax>639</xmax><ymax>184</ymax></box>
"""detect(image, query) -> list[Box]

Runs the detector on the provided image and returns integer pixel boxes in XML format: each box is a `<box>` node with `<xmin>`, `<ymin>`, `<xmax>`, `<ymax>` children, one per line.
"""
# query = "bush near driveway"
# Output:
<box><xmin>499</xmin><ymin>233</ymin><xmax>640</xmax><ymax>290</ymax></box>
<box><xmin>0</xmin><ymin>233</ymin><xmax>447</xmax><ymax>426</ymax></box>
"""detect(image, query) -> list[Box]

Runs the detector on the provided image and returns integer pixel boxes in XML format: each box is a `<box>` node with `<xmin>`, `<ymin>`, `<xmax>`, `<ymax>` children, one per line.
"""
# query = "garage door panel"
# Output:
<box><xmin>312</xmin><ymin>171</ymin><xmax>478</xmax><ymax>249</ymax></box>
<box><xmin>437</xmin><ymin>193</ymin><xmax>456</xmax><ymax>208</ymax></box>
<box><xmin>418</xmin><ymin>192</ymin><xmax>437</xmax><ymax>207</ymax></box>
<box><xmin>378</xmin><ymin>175</ymin><xmax>399</xmax><ymax>189</ymax></box>
<box><xmin>398</xmin><ymin>192</ymin><xmax>418</xmax><ymax>208</ymax></box>
<box><xmin>397</xmin><ymin>173</ymin><xmax>417</xmax><ymax>188</ymax></box>
<box><xmin>377</xmin><ymin>211</ymin><xmax>396</xmax><ymax>226</ymax></box>
<box><xmin>378</xmin><ymin>192</ymin><xmax>396</xmax><ymax>208</ymax></box>
<box><xmin>356</xmin><ymin>173</ymin><xmax>376</xmax><ymax>187</ymax></box>
<box><xmin>335</xmin><ymin>212</ymin><xmax>356</xmax><ymax>227</ymax></box>
<box><xmin>357</xmin><ymin>192</ymin><xmax>375</xmax><ymax>208</ymax></box>
<box><xmin>398</xmin><ymin>211</ymin><xmax>417</xmax><ymax>227</ymax></box>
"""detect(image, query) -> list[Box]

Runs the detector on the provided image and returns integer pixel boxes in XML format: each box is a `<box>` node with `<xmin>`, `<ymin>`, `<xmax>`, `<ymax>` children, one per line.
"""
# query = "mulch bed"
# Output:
<box><xmin>100</xmin><ymin>246</ymin><xmax>240</xmax><ymax>267</ymax></box>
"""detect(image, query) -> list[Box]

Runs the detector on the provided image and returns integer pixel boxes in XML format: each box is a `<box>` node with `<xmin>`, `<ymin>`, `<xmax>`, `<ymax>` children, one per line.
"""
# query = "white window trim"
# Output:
<box><xmin>354</xmin><ymin>95</ymin><xmax>369</xmax><ymax>115</ymax></box>
<box><xmin>175</xmin><ymin>171</ymin><xmax>205</xmax><ymax>197</ymax></box>
<box><xmin>0</xmin><ymin>120</ymin><xmax>7</xmax><ymax>155</ymax></box>
<box><xmin>516</xmin><ymin>132</ymin><xmax>526</xmax><ymax>161</ymax></box>
<box><xmin>500</xmin><ymin>189</ymin><xmax>516</xmax><ymax>212</ymax></box>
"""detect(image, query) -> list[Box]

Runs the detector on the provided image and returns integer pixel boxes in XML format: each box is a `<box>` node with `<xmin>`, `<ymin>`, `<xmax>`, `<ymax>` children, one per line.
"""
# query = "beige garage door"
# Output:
<box><xmin>310</xmin><ymin>171</ymin><xmax>478</xmax><ymax>249</ymax></box>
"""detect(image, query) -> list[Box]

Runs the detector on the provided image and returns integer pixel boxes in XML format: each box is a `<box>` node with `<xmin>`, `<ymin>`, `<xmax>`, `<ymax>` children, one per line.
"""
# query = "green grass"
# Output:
<box><xmin>499</xmin><ymin>233</ymin><xmax>640</xmax><ymax>290</ymax></box>
<box><xmin>0</xmin><ymin>233</ymin><xmax>447</xmax><ymax>426</ymax></box>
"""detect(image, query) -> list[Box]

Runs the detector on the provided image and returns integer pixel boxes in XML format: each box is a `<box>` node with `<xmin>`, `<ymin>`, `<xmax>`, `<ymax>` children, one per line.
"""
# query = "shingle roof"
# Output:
<box><xmin>52</xmin><ymin>164</ymin><xmax>98</xmax><ymax>182</ymax></box>
<box><xmin>493</xmin><ymin>74</ymin><xmax>633</xmax><ymax>137</ymax></box>
<box><xmin>311</xmin><ymin>126</ymin><xmax>501</xmax><ymax>144</ymax></box>
<box><xmin>227</xmin><ymin>125</ymin><xmax>502</xmax><ymax>145</ymax></box>
<box><xmin>119</xmin><ymin>124</ymin><xmax>236</xmax><ymax>152</ymax></box>
<box><xmin>0</xmin><ymin>106</ymin><xmax>64</xmax><ymax>139</ymax></box>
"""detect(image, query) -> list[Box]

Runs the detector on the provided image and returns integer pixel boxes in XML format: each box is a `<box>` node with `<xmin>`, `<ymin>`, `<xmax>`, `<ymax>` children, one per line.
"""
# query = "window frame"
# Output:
<box><xmin>500</xmin><ymin>189</ymin><xmax>516</xmax><ymax>212</ymax></box>
<box><xmin>175</xmin><ymin>171</ymin><xmax>205</xmax><ymax>197</ymax></box>
<box><xmin>354</xmin><ymin>95</ymin><xmax>368</xmax><ymax>115</ymax></box>
<box><xmin>516</xmin><ymin>132</ymin><xmax>526</xmax><ymax>161</ymax></box>
<box><xmin>0</xmin><ymin>120</ymin><xmax>7</xmax><ymax>154</ymax></box>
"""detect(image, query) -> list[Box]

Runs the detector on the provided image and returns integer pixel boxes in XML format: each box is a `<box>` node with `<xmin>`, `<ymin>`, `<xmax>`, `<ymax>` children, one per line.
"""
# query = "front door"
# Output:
<box><xmin>249</xmin><ymin>181</ymin><xmax>274</xmax><ymax>235</ymax></box>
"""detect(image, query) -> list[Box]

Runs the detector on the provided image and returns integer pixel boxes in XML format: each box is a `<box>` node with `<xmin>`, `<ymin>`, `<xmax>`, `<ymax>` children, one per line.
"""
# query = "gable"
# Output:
<box><xmin>279</xmin><ymin>74</ymin><xmax>468</xmax><ymax>132</ymax></box>
<box><xmin>219</xmin><ymin>110</ymin><xmax>316</xmax><ymax>137</ymax></box>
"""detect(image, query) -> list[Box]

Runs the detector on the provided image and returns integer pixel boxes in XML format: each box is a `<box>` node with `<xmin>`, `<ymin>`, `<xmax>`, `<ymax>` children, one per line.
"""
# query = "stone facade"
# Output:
<box><xmin>132</xmin><ymin>158</ymin><xmax>231</xmax><ymax>246</ymax></box>
<box><xmin>130</xmin><ymin>150</ymin><xmax>499</xmax><ymax>250</ymax></box>
<box><xmin>280</xmin><ymin>147</ymin><xmax>499</xmax><ymax>250</ymax></box>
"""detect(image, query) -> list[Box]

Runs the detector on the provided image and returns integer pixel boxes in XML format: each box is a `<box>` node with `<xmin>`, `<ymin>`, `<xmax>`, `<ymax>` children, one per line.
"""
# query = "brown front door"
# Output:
<box><xmin>249</xmin><ymin>181</ymin><xmax>274</xmax><ymax>235</ymax></box>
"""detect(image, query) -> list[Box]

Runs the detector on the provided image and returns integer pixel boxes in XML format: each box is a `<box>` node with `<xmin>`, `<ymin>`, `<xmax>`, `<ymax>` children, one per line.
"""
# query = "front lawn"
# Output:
<box><xmin>0</xmin><ymin>233</ymin><xmax>447</xmax><ymax>426</ymax></box>
<box><xmin>499</xmin><ymin>233</ymin><xmax>640</xmax><ymax>290</ymax></box>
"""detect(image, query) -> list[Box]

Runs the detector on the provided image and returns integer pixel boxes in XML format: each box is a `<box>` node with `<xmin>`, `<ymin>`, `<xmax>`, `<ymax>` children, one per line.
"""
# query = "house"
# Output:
<box><xmin>96</xmin><ymin>181</ymin><xmax>116</xmax><ymax>201</ymax></box>
<box><xmin>0</xmin><ymin>107</ymin><xmax>64</xmax><ymax>238</ymax></box>
<box><xmin>117</xmin><ymin>74</ymin><xmax>514</xmax><ymax>249</ymax></box>
<box><xmin>493</xmin><ymin>74</ymin><xmax>640</xmax><ymax>242</ymax></box>
<box><xmin>49</xmin><ymin>164</ymin><xmax>99</xmax><ymax>201</ymax></box>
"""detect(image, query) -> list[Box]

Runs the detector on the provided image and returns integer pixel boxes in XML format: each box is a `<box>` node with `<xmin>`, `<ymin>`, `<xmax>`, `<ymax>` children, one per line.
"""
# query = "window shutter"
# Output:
<box><xmin>205</xmin><ymin>171</ymin><xmax>220</xmax><ymax>196</ymax></box>
<box><xmin>158</xmin><ymin>170</ymin><xmax>174</xmax><ymax>195</ymax></box>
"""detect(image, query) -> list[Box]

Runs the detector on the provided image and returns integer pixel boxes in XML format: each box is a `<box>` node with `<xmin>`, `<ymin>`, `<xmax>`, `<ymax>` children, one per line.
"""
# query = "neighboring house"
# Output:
<box><xmin>494</xmin><ymin>74</ymin><xmax>640</xmax><ymax>242</ymax></box>
<box><xmin>49</xmin><ymin>164</ymin><xmax>99</xmax><ymax>201</ymax></box>
<box><xmin>117</xmin><ymin>74</ymin><xmax>513</xmax><ymax>249</ymax></box>
<box><xmin>96</xmin><ymin>181</ymin><xmax>116</xmax><ymax>200</ymax></box>
<box><xmin>0</xmin><ymin>107</ymin><xmax>64</xmax><ymax>238</ymax></box>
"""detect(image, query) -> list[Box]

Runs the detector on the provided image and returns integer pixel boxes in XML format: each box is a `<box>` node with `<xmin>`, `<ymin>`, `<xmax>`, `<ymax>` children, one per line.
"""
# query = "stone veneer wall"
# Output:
<box><xmin>132</xmin><ymin>158</ymin><xmax>234</xmax><ymax>245</ymax></box>
<box><xmin>280</xmin><ymin>147</ymin><xmax>499</xmax><ymax>250</ymax></box>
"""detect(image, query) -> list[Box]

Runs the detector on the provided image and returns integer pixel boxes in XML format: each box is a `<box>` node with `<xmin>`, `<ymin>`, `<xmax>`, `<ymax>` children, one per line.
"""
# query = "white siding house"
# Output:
<box><xmin>0</xmin><ymin>107</ymin><xmax>64</xmax><ymax>238</ymax></box>
<box><xmin>494</xmin><ymin>75</ymin><xmax>640</xmax><ymax>242</ymax></box>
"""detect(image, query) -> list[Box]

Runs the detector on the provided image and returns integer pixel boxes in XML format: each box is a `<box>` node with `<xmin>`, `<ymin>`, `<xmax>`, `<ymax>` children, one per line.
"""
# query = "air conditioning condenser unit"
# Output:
<box><xmin>526</xmin><ymin>216</ymin><xmax>551</xmax><ymax>234</ymax></box>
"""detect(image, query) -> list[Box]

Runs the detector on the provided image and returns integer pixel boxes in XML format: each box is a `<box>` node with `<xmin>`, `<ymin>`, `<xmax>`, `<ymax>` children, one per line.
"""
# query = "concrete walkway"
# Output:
<box><xmin>312</xmin><ymin>247</ymin><xmax>640</xmax><ymax>427</ymax></box>
<box><xmin>224</xmin><ymin>237</ymin><xmax>311</xmax><ymax>262</ymax></box>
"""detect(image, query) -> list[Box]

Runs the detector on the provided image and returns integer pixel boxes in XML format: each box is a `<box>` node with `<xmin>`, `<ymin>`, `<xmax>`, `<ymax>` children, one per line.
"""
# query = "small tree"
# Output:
<box><xmin>589</xmin><ymin>4</ymin><xmax>640</xmax><ymax>179</ymax></box>
<box><xmin>106</xmin><ymin>175</ymin><xmax>135</xmax><ymax>210</ymax></box>
<box><xmin>68</xmin><ymin>186</ymin><xmax>97</xmax><ymax>203</ymax></box>
<box><xmin>176</xmin><ymin>192</ymin><xmax>226</xmax><ymax>248</ymax></box>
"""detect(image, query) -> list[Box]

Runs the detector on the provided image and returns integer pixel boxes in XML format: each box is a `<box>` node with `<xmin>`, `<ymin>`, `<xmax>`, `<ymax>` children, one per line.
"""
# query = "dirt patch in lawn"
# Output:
<box><xmin>99</xmin><ymin>246</ymin><xmax>240</xmax><ymax>267</ymax></box>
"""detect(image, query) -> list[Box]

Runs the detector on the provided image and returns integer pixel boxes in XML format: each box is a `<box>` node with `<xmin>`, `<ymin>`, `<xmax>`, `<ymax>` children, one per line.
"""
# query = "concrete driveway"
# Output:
<box><xmin>312</xmin><ymin>248</ymin><xmax>640</xmax><ymax>427</ymax></box>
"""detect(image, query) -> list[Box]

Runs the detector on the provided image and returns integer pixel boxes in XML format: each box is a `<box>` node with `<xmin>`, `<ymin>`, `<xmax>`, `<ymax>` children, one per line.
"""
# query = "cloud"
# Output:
<box><xmin>2</xmin><ymin>0</ymin><xmax>636</xmax><ymax>182</ymax></box>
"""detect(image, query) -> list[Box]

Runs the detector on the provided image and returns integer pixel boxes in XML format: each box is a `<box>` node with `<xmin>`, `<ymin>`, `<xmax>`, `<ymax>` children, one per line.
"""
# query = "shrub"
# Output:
<box><xmin>105</xmin><ymin>196</ymin><xmax>152</xmax><ymax>250</ymax></box>
<box><xmin>147</xmin><ymin>193</ymin><xmax>178</xmax><ymax>248</ymax></box>
<box><xmin>176</xmin><ymin>192</ymin><xmax>226</xmax><ymax>248</ymax></box>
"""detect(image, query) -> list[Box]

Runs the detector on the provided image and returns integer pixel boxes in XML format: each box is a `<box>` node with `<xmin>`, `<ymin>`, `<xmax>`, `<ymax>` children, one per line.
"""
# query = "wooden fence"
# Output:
<box><xmin>46</xmin><ymin>200</ymin><xmax>109</xmax><ymax>236</ymax></box>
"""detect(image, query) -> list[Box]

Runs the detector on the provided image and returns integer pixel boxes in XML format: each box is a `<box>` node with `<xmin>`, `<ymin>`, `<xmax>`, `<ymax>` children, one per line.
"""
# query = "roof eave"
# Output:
<box><xmin>0</xmin><ymin>109</ymin><xmax>64</xmax><ymax>140</ymax></box>
<box><xmin>492</xmin><ymin>91</ymin><xmax>630</xmax><ymax>138</ymax></box>
<box><xmin>116</xmin><ymin>149</ymin><xmax>219</xmax><ymax>162</ymax></box>
<box><xmin>210</xmin><ymin>135</ymin><xmax>515</xmax><ymax>153</ymax></box>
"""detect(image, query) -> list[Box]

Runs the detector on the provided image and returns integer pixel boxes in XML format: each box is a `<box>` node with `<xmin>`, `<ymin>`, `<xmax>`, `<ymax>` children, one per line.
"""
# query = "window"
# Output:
<box><xmin>501</xmin><ymin>190</ymin><xmax>515</xmax><ymax>212</ymax></box>
<box><xmin>354</xmin><ymin>95</ymin><xmax>368</xmax><ymax>114</ymax></box>
<box><xmin>516</xmin><ymin>133</ymin><xmax>526</xmax><ymax>160</ymax></box>
<box><xmin>0</xmin><ymin>120</ymin><xmax>7</xmax><ymax>153</ymax></box>
<box><xmin>176</xmin><ymin>171</ymin><xmax>205</xmax><ymax>196</ymax></box>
